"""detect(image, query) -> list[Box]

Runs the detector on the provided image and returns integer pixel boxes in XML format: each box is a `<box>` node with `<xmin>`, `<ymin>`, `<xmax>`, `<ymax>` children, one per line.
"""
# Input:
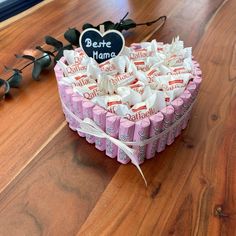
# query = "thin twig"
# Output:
<box><xmin>114</xmin><ymin>12</ymin><xmax>129</xmax><ymax>30</ymax></box>
<box><xmin>136</xmin><ymin>15</ymin><xmax>167</xmax><ymax>27</ymax></box>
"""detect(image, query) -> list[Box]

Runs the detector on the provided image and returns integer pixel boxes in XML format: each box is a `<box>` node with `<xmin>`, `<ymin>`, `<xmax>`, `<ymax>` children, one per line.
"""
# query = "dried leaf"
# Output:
<box><xmin>37</xmin><ymin>53</ymin><xmax>52</xmax><ymax>68</ymax></box>
<box><xmin>64</xmin><ymin>28</ymin><xmax>80</xmax><ymax>46</ymax></box>
<box><xmin>45</xmin><ymin>36</ymin><xmax>63</xmax><ymax>50</ymax></box>
<box><xmin>0</xmin><ymin>78</ymin><xmax>10</xmax><ymax>98</ymax></box>
<box><xmin>36</xmin><ymin>46</ymin><xmax>55</xmax><ymax>57</ymax></box>
<box><xmin>82</xmin><ymin>23</ymin><xmax>95</xmax><ymax>30</ymax></box>
<box><xmin>32</xmin><ymin>61</ymin><xmax>42</xmax><ymax>80</ymax></box>
<box><xmin>119</xmin><ymin>19</ymin><xmax>136</xmax><ymax>31</ymax></box>
<box><xmin>15</xmin><ymin>54</ymin><xmax>35</xmax><ymax>61</ymax></box>
<box><xmin>54</xmin><ymin>44</ymin><xmax>73</xmax><ymax>62</ymax></box>
<box><xmin>8</xmin><ymin>71</ymin><xmax>22</xmax><ymax>88</ymax></box>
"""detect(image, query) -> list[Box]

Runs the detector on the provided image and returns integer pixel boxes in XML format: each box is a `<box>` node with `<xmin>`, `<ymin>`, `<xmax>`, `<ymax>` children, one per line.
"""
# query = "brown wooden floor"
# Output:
<box><xmin>0</xmin><ymin>0</ymin><xmax>236</xmax><ymax>235</ymax></box>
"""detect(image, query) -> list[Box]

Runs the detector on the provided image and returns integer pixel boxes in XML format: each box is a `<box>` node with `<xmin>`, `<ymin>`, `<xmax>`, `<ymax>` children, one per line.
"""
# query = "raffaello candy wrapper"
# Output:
<box><xmin>59</xmin><ymin>73</ymin><xmax>96</xmax><ymax>87</ymax></box>
<box><xmin>152</xmin><ymin>73</ymin><xmax>192</xmax><ymax>91</ymax></box>
<box><xmin>58</xmin><ymin>56</ymin><xmax>96</xmax><ymax>79</ymax></box>
<box><xmin>57</xmin><ymin>49</ymin><xmax>87</xmax><ymax>76</ymax></box>
<box><xmin>99</xmin><ymin>55</ymin><xmax>128</xmax><ymax>74</ymax></box>
<box><xmin>57</xmin><ymin>60</ymin><xmax>88</xmax><ymax>77</ymax></box>
<box><xmin>117</xmin><ymin>81</ymin><xmax>153</xmax><ymax>106</ymax></box>
<box><xmin>64</xmin><ymin>48</ymin><xmax>87</xmax><ymax>65</ymax></box>
<box><xmin>133</xmin><ymin>60</ymin><xmax>150</xmax><ymax>72</ymax></box>
<box><xmin>92</xmin><ymin>94</ymin><xmax>123</xmax><ymax>114</ymax></box>
<box><xmin>115</xmin><ymin>92</ymin><xmax>166</xmax><ymax>121</ymax></box>
<box><xmin>97</xmin><ymin>65</ymin><xmax>137</xmax><ymax>94</ymax></box>
<box><xmin>73</xmin><ymin>83</ymin><xmax>103</xmax><ymax>100</ymax></box>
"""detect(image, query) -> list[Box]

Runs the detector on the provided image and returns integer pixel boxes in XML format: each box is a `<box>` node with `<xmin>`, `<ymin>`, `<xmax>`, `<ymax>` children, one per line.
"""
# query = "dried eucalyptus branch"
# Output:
<box><xmin>0</xmin><ymin>12</ymin><xmax>166</xmax><ymax>100</ymax></box>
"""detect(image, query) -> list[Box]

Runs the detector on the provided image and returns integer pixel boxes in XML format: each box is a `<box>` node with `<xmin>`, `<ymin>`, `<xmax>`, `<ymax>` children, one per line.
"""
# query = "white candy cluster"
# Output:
<box><xmin>58</xmin><ymin>37</ymin><xmax>194</xmax><ymax>121</ymax></box>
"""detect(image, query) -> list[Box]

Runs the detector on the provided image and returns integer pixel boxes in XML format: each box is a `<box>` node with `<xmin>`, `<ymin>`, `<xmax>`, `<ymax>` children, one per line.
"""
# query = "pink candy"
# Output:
<box><xmin>106</xmin><ymin>113</ymin><xmax>120</xmax><ymax>158</ymax></box>
<box><xmin>146</xmin><ymin>112</ymin><xmax>164</xmax><ymax>159</ymax></box>
<box><xmin>93</xmin><ymin>106</ymin><xmax>107</xmax><ymax>151</ymax></box>
<box><xmin>82</xmin><ymin>101</ymin><xmax>95</xmax><ymax>143</ymax></box>
<box><xmin>157</xmin><ymin>105</ymin><xmax>175</xmax><ymax>152</ymax></box>
<box><xmin>71</xmin><ymin>94</ymin><xmax>86</xmax><ymax>137</ymax></box>
<box><xmin>117</xmin><ymin>118</ymin><xmax>135</xmax><ymax>164</ymax></box>
<box><xmin>133</xmin><ymin>118</ymin><xmax>150</xmax><ymax>164</ymax></box>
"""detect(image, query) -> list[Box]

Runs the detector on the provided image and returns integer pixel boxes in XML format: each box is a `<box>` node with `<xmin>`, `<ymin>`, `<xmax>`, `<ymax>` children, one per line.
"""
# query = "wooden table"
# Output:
<box><xmin>0</xmin><ymin>0</ymin><xmax>235</xmax><ymax>235</ymax></box>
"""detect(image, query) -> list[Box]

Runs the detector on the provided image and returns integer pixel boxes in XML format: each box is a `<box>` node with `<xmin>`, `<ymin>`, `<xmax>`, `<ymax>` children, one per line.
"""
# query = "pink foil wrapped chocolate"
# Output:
<box><xmin>157</xmin><ymin>105</ymin><xmax>175</xmax><ymax>152</ymax></box>
<box><xmin>171</xmin><ymin>97</ymin><xmax>184</xmax><ymax>138</ymax></box>
<box><xmin>71</xmin><ymin>94</ymin><xmax>86</xmax><ymax>137</ymax></box>
<box><xmin>62</xmin><ymin>87</ymin><xmax>75</xmax><ymax>128</ymax></box>
<box><xmin>133</xmin><ymin>118</ymin><xmax>150</xmax><ymax>164</ymax></box>
<box><xmin>82</xmin><ymin>101</ymin><xmax>95</xmax><ymax>143</ymax></box>
<box><xmin>117</xmin><ymin>118</ymin><xmax>135</xmax><ymax>164</ymax></box>
<box><xmin>146</xmin><ymin>112</ymin><xmax>164</xmax><ymax>159</ymax></box>
<box><xmin>186</xmin><ymin>81</ymin><xmax>197</xmax><ymax>100</ymax></box>
<box><xmin>193</xmin><ymin>76</ymin><xmax>202</xmax><ymax>98</ymax></box>
<box><xmin>180</xmin><ymin>90</ymin><xmax>192</xmax><ymax>129</ymax></box>
<box><xmin>105</xmin><ymin>113</ymin><xmax>120</xmax><ymax>158</ymax></box>
<box><xmin>93</xmin><ymin>106</ymin><xmax>107</xmax><ymax>151</ymax></box>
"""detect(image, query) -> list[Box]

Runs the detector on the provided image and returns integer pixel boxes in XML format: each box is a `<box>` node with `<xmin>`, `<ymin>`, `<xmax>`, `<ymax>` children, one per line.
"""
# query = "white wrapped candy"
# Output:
<box><xmin>97</xmin><ymin>64</ymin><xmax>137</xmax><ymax>94</ymax></box>
<box><xmin>58</xmin><ymin>52</ymin><xmax>96</xmax><ymax>77</ymax></box>
<box><xmin>152</xmin><ymin>73</ymin><xmax>192</xmax><ymax>91</ymax></box>
<box><xmin>97</xmin><ymin>55</ymin><xmax>129</xmax><ymax>74</ymax></box>
<box><xmin>59</xmin><ymin>73</ymin><xmax>95</xmax><ymax>87</ymax></box>
<box><xmin>117</xmin><ymin>81</ymin><xmax>153</xmax><ymax>106</ymax></box>
<box><xmin>63</xmin><ymin>49</ymin><xmax>87</xmax><ymax>65</ymax></box>
<box><xmin>92</xmin><ymin>94</ymin><xmax>123</xmax><ymax>113</ymax></box>
<box><xmin>115</xmin><ymin>92</ymin><xmax>166</xmax><ymax>121</ymax></box>
<box><xmin>73</xmin><ymin>83</ymin><xmax>102</xmax><ymax>100</ymax></box>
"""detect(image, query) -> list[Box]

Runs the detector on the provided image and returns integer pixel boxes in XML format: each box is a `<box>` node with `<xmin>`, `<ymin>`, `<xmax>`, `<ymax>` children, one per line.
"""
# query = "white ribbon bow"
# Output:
<box><xmin>77</xmin><ymin>118</ymin><xmax>147</xmax><ymax>186</ymax></box>
<box><xmin>62</xmin><ymin>99</ymin><xmax>194</xmax><ymax>187</ymax></box>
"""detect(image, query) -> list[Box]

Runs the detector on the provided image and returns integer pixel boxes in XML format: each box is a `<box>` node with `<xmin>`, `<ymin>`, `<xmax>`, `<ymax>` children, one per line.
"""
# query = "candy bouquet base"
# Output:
<box><xmin>54</xmin><ymin>37</ymin><xmax>202</xmax><ymax>169</ymax></box>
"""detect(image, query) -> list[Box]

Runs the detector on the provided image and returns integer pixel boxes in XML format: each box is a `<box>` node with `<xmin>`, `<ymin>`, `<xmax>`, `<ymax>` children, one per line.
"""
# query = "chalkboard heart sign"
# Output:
<box><xmin>79</xmin><ymin>28</ymin><xmax>125</xmax><ymax>63</ymax></box>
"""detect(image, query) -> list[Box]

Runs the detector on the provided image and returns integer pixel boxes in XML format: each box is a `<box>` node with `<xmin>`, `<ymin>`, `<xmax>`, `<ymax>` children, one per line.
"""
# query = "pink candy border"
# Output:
<box><xmin>54</xmin><ymin>57</ymin><xmax>202</xmax><ymax>164</ymax></box>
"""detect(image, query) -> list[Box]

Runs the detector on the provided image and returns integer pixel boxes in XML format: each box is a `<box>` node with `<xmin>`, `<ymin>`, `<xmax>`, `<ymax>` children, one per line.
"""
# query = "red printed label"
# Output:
<box><xmin>126</xmin><ymin>108</ymin><xmax>156</xmax><ymax>121</ymax></box>
<box><xmin>75</xmin><ymin>74</ymin><xmax>87</xmax><ymax>80</ymax></box>
<box><xmin>132</xmin><ymin>105</ymin><xmax>147</xmax><ymax>112</ymax></box>
<box><xmin>107</xmin><ymin>101</ymin><xmax>122</xmax><ymax>106</ymax></box>
<box><xmin>168</xmin><ymin>79</ymin><xmax>183</xmax><ymax>85</ymax></box>
<box><xmin>134</xmin><ymin>61</ymin><xmax>145</xmax><ymax>66</ymax></box>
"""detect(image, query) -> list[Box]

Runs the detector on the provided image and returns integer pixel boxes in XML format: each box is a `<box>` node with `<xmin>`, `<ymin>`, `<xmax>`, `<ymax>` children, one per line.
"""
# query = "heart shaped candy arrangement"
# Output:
<box><xmin>57</xmin><ymin>37</ymin><xmax>199</xmax><ymax>122</ymax></box>
<box><xmin>55</xmin><ymin>37</ymin><xmax>202</xmax><ymax>169</ymax></box>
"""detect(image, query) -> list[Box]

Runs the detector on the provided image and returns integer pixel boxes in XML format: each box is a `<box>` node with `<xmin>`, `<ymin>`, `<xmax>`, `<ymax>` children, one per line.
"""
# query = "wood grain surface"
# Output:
<box><xmin>0</xmin><ymin>0</ymin><xmax>235</xmax><ymax>235</ymax></box>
